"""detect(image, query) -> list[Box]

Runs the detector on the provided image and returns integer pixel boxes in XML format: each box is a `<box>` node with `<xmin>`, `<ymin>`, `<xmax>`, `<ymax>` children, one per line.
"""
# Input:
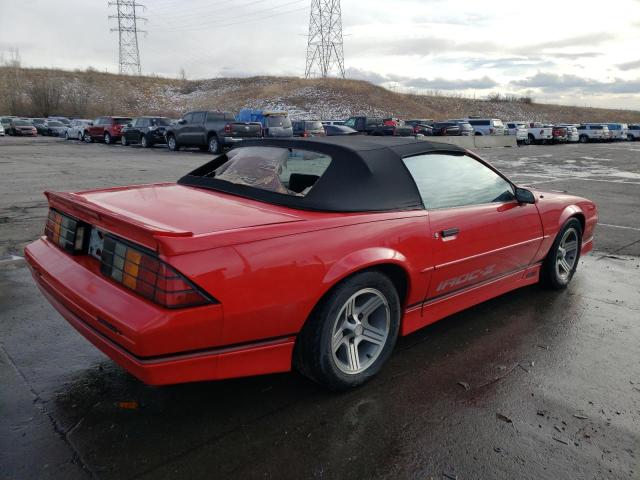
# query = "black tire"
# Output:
<box><xmin>64</xmin><ymin>131</ymin><xmax>69</xmax><ymax>140</ymax></box>
<box><xmin>167</xmin><ymin>134</ymin><xmax>179</xmax><ymax>151</ymax></box>
<box><xmin>525</xmin><ymin>134</ymin><xmax>534</xmax><ymax>145</ymax></box>
<box><xmin>294</xmin><ymin>270</ymin><xmax>401</xmax><ymax>390</ymax></box>
<box><xmin>208</xmin><ymin>135</ymin><xmax>221</xmax><ymax>154</ymax></box>
<box><xmin>83</xmin><ymin>131</ymin><xmax>93</xmax><ymax>143</ymax></box>
<box><xmin>579</xmin><ymin>135</ymin><xmax>588</xmax><ymax>144</ymax></box>
<box><xmin>141</xmin><ymin>134</ymin><xmax>151</xmax><ymax>148</ymax></box>
<box><xmin>121</xmin><ymin>135</ymin><xmax>129</xmax><ymax>146</ymax></box>
<box><xmin>104</xmin><ymin>132</ymin><xmax>112</xmax><ymax>144</ymax></box>
<box><xmin>540</xmin><ymin>218</ymin><xmax>583</xmax><ymax>290</ymax></box>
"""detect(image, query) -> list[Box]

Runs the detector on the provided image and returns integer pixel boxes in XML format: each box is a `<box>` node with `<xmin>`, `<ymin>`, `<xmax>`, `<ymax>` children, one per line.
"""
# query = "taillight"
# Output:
<box><xmin>489</xmin><ymin>128</ymin><xmax>495</xmax><ymax>134</ymax></box>
<box><xmin>302</xmin><ymin>131</ymin><xmax>309</xmax><ymax>137</ymax></box>
<box><xmin>45</xmin><ymin>209</ymin><xmax>88</xmax><ymax>254</ymax></box>
<box><xmin>100</xmin><ymin>235</ymin><xmax>212</xmax><ymax>308</ymax></box>
<box><xmin>224</xmin><ymin>124</ymin><xmax>232</xmax><ymax>134</ymax></box>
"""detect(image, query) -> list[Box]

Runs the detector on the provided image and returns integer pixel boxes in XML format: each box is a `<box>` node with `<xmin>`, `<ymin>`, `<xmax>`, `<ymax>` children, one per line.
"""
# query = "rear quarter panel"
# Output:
<box><xmin>166</xmin><ymin>214</ymin><xmax>433</xmax><ymax>346</ymax></box>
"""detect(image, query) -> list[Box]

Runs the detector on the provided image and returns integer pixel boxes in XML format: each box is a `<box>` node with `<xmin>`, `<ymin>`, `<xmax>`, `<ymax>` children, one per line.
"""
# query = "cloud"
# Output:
<box><xmin>512</xmin><ymin>72</ymin><xmax>640</xmax><ymax>95</ymax></box>
<box><xmin>617</xmin><ymin>59</ymin><xmax>640</xmax><ymax>71</ymax></box>
<box><xmin>403</xmin><ymin>76</ymin><xmax>499</xmax><ymax>90</ymax></box>
<box><xmin>346</xmin><ymin>68</ymin><xmax>498</xmax><ymax>90</ymax></box>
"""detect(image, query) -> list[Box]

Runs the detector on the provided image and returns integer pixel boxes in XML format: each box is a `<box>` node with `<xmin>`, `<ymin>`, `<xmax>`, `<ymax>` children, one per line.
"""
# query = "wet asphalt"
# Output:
<box><xmin>1</xmin><ymin>137</ymin><xmax>639</xmax><ymax>479</ymax></box>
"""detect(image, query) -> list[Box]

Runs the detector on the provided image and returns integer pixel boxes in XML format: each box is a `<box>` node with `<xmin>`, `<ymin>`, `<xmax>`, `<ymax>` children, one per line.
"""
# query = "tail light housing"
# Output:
<box><xmin>45</xmin><ymin>209</ymin><xmax>88</xmax><ymax>254</ymax></box>
<box><xmin>302</xmin><ymin>131</ymin><xmax>309</xmax><ymax>137</ymax></box>
<box><xmin>100</xmin><ymin>235</ymin><xmax>213</xmax><ymax>309</ymax></box>
<box><xmin>224</xmin><ymin>124</ymin><xmax>232</xmax><ymax>134</ymax></box>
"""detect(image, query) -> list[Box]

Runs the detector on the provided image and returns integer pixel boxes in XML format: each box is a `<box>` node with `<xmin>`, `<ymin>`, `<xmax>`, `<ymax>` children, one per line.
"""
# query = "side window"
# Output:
<box><xmin>344</xmin><ymin>118</ymin><xmax>356</xmax><ymax>128</ymax></box>
<box><xmin>206</xmin><ymin>112</ymin><xmax>223</xmax><ymax>122</ymax></box>
<box><xmin>182</xmin><ymin>113</ymin><xmax>194</xmax><ymax>124</ymax></box>
<box><xmin>192</xmin><ymin>112</ymin><xmax>205</xmax><ymax>124</ymax></box>
<box><xmin>131</xmin><ymin>119</ymin><xmax>140</xmax><ymax>128</ymax></box>
<box><xmin>402</xmin><ymin>153</ymin><xmax>515</xmax><ymax>209</ymax></box>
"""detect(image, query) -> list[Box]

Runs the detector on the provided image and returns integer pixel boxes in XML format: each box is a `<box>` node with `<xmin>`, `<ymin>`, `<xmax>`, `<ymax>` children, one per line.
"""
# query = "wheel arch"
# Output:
<box><xmin>321</xmin><ymin>248</ymin><xmax>413</xmax><ymax>309</ymax></box>
<box><xmin>559</xmin><ymin>205</ymin><xmax>585</xmax><ymax>233</ymax></box>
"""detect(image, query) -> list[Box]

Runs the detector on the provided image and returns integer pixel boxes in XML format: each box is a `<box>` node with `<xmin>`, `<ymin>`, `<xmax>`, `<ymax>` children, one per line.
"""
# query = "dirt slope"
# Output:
<box><xmin>1</xmin><ymin>66</ymin><xmax>639</xmax><ymax>123</ymax></box>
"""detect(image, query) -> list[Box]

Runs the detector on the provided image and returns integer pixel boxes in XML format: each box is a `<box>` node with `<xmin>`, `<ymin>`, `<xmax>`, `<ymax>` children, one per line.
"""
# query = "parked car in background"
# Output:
<box><xmin>43</xmin><ymin>120</ymin><xmax>67</xmax><ymax>137</ymax></box>
<box><xmin>0</xmin><ymin>123</ymin><xmax>4</xmax><ymax>136</ymax></box>
<box><xmin>431</xmin><ymin>121</ymin><xmax>472</xmax><ymax>136</ymax></box>
<box><xmin>121</xmin><ymin>116</ymin><xmax>172</xmax><ymax>147</ymax></box>
<box><xmin>84</xmin><ymin>116</ymin><xmax>132</xmax><ymax>144</ymax></box>
<box><xmin>466</xmin><ymin>118</ymin><xmax>505</xmax><ymax>136</ymax></box>
<box><xmin>292</xmin><ymin>120</ymin><xmax>326</xmax><ymax>137</ymax></box>
<box><xmin>374</xmin><ymin>118</ymin><xmax>415</xmax><ymax>136</ymax></box>
<box><xmin>523</xmin><ymin>122</ymin><xmax>553</xmax><ymax>145</ymax></box>
<box><xmin>343</xmin><ymin>116</ymin><xmax>414</xmax><ymax>136</ymax></box>
<box><xmin>321</xmin><ymin>120</ymin><xmax>345</xmax><ymax>126</ymax></box>
<box><xmin>1</xmin><ymin>117</ymin><xmax>13</xmax><ymax>131</ymax></box>
<box><xmin>65</xmin><ymin>119</ymin><xmax>92</xmax><ymax>140</ymax></box>
<box><xmin>605</xmin><ymin>123</ymin><xmax>628</xmax><ymax>140</ymax></box>
<box><xmin>550</xmin><ymin>125</ymin><xmax>568</xmax><ymax>143</ymax></box>
<box><xmin>405</xmin><ymin>119</ymin><xmax>434</xmax><ymax>128</ymax></box>
<box><xmin>411</xmin><ymin>123</ymin><xmax>434</xmax><ymax>136</ymax></box>
<box><xmin>7</xmin><ymin>118</ymin><xmax>37</xmax><ymax>136</ymax></box>
<box><xmin>577</xmin><ymin>124</ymin><xmax>609</xmax><ymax>143</ymax></box>
<box><xmin>627</xmin><ymin>124</ymin><xmax>640</xmax><ymax>141</ymax></box>
<box><xmin>48</xmin><ymin>116</ymin><xmax>71</xmax><ymax>126</ymax></box>
<box><xmin>323</xmin><ymin>125</ymin><xmax>358</xmax><ymax>136</ymax></box>
<box><xmin>557</xmin><ymin>124</ymin><xmax>579</xmax><ymax>143</ymax></box>
<box><xmin>165</xmin><ymin>111</ymin><xmax>263</xmax><ymax>153</ymax></box>
<box><xmin>30</xmin><ymin>118</ymin><xmax>47</xmax><ymax>135</ymax></box>
<box><xmin>237</xmin><ymin>109</ymin><xmax>293</xmax><ymax>138</ymax></box>
<box><xmin>504</xmin><ymin>122</ymin><xmax>528</xmax><ymax>143</ymax></box>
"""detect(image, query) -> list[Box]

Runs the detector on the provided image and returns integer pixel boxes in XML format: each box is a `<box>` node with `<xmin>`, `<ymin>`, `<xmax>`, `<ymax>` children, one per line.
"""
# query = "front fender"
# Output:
<box><xmin>558</xmin><ymin>204</ymin><xmax>583</xmax><ymax>231</ymax></box>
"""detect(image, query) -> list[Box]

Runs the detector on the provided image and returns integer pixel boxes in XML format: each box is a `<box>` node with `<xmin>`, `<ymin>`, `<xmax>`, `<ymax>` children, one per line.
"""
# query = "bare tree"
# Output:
<box><xmin>63</xmin><ymin>78</ymin><xmax>89</xmax><ymax>117</ymax></box>
<box><xmin>26</xmin><ymin>69</ymin><xmax>64</xmax><ymax>117</ymax></box>
<box><xmin>2</xmin><ymin>48</ymin><xmax>25</xmax><ymax>114</ymax></box>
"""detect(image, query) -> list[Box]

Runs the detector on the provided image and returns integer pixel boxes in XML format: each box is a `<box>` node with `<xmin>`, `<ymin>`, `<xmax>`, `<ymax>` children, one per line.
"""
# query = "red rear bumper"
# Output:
<box><xmin>25</xmin><ymin>238</ymin><xmax>295</xmax><ymax>385</ymax></box>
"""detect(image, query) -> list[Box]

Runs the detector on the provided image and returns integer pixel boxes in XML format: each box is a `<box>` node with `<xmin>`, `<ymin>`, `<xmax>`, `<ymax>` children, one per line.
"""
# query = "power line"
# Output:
<box><xmin>152</xmin><ymin>0</ymin><xmax>307</xmax><ymax>31</ymax></box>
<box><xmin>305</xmin><ymin>0</ymin><xmax>345</xmax><ymax>78</ymax></box>
<box><xmin>109</xmin><ymin>0</ymin><xmax>147</xmax><ymax>75</ymax></box>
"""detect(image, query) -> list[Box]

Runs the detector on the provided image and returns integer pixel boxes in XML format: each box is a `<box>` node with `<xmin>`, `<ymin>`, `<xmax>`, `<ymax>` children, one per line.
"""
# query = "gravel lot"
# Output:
<box><xmin>1</xmin><ymin>137</ymin><xmax>639</xmax><ymax>479</ymax></box>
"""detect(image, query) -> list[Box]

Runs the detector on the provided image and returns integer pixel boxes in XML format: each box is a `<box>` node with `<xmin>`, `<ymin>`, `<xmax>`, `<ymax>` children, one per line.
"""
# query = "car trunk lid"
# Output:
<box><xmin>46</xmin><ymin>183</ymin><xmax>304</xmax><ymax>251</ymax></box>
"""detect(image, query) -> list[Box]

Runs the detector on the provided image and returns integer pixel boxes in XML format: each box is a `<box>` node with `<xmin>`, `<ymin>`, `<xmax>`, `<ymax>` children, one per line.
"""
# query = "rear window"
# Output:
<box><xmin>115</xmin><ymin>118</ymin><xmax>132</xmax><ymax>125</ymax></box>
<box><xmin>589</xmin><ymin>125</ymin><xmax>603</xmax><ymax>129</ymax></box>
<box><xmin>492</xmin><ymin>120</ymin><xmax>504</xmax><ymax>127</ymax></box>
<box><xmin>306</xmin><ymin>121</ymin><xmax>323</xmax><ymax>130</ymax></box>
<box><xmin>213</xmin><ymin>147</ymin><xmax>331</xmax><ymax>197</ymax></box>
<box><xmin>469</xmin><ymin>120</ymin><xmax>490</xmax><ymax>126</ymax></box>
<box><xmin>266</xmin><ymin>116</ymin><xmax>292</xmax><ymax>128</ymax></box>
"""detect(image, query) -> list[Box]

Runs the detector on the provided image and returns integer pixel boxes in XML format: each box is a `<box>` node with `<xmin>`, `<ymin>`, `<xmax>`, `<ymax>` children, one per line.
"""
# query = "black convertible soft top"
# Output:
<box><xmin>177</xmin><ymin>136</ymin><xmax>467</xmax><ymax>212</ymax></box>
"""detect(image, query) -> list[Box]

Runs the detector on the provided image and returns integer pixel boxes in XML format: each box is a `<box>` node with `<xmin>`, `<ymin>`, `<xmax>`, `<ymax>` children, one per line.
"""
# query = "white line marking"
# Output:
<box><xmin>0</xmin><ymin>255</ymin><xmax>24</xmax><ymax>264</ymax></box>
<box><xmin>599</xmin><ymin>223</ymin><xmax>640</xmax><ymax>232</ymax></box>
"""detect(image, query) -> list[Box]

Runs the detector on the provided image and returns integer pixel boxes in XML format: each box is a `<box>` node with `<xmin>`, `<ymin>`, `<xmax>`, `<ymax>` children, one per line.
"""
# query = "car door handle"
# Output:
<box><xmin>441</xmin><ymin>228</ymin><xmax>459</xmax><ymax>238</ymax></box>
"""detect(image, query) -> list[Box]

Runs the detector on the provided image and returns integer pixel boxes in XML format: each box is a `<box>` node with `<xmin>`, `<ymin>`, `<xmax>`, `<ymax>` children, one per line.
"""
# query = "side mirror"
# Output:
<box><xmin>87</xmin><ymin>122</ymin><xmax>93</xmax><ymax>126</ymax></box>
<box><xmin>126</xmin><ymin>123</ymin><xmax>132</xmax><ymax>127</ymax></box>
<box><xmin>178</xmin><ymin>119</ymin><xmax>186</xmax><ymax>125</ymax></box>
<box><xmin>515</xmin><ymin>187</ymin><xmax>536</xmax><ymax>204</ymax></box>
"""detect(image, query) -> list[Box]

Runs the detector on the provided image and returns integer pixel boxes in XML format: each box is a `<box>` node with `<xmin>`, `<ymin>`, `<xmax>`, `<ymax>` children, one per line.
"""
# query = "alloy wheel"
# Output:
<box><xmin>556</xmin><ymin>227</ymin><xmax>579</xmax><ymax>281</ymax></box>
<box><xmin>331</xmin><ymin>288</ymin><xmax>390</xmax><ymax>375</ymax></box>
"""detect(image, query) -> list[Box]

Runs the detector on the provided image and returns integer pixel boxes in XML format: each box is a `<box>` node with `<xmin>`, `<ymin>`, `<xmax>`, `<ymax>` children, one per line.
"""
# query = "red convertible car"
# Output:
<box><xmin>25</xmin><ymin>137</ymin><xmax>597</xmax><ymax>390</ymax></box>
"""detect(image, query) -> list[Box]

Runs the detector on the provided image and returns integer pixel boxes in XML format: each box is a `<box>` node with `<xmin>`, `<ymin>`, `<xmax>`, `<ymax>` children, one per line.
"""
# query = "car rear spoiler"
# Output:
<box><xmin>45</xmin><ymin>190</ymin><xmax>193</xmax><ymax>252</ymax></box>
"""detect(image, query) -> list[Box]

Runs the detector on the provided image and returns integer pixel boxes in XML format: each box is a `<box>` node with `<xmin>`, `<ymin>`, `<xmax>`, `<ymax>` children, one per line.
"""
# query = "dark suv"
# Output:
<box><xmin>121</xmin><ymin>117</ymin><xmax>172</xmax><ymax>147</ymax></box>
<box><xmin>292</xmin><ymin>120</ymin><xmax>325</xmax><ymax>137</ymax></box>
<box><xmin>84</xmin><ymin>116</ymin><xmax>132</xmax><ymax>144</ymax></box>
<box><xmin>164</xmin><ymin>111</ymin><xmax>262</xmax><ymax>153</ymax></box>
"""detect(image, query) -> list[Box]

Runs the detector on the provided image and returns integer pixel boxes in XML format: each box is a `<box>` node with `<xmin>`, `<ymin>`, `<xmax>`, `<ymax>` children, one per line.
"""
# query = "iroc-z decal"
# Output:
<box><xmin>436</xmin><ymin>265</ymin><xmax>496</xmax><ymax>292</ymax></box>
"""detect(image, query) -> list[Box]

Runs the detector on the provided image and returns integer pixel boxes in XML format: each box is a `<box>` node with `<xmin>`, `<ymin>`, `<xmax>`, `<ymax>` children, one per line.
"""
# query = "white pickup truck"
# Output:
<box><xmin>523</xmin><ymin>122</ymin><xmax>553</xmax><ymax>145</ymax></box>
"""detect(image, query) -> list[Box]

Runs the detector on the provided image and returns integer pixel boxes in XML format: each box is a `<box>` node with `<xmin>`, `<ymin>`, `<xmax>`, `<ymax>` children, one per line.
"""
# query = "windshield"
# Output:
<box><xmin>266</xmin><ymin>116</ymin><xmax>292</xmax><ymax>128</ymax></box>
<box><xmin>47</xmin><ymin>121</ymin><xmax>63</xmax><ymax>127</ymax></box>
<box><xmin>115</xmin><ymin>118</ymin><xmax>132</xmax><ymax>125</ymax></box>
<box><xmin>13</xmin><ymin>120</ymin><xmax>31</xmax><ymax>126</ymax></box>
<box><xmin>212</xmin><ymin>147</ymin><xmax>331</xmax><ymax>197</ymax></box>
<box><xmin>306</xmin><ymin>121</ymin><xmax>323</xmax><ymax>130</ymax></box>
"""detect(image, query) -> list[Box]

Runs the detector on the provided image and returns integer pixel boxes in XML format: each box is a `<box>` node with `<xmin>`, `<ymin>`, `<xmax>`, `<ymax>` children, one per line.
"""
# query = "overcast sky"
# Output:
<box><xmin>1</xmin><ymin>0</ymin><xmax>639</xmax><ymax>109</ymax></box>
